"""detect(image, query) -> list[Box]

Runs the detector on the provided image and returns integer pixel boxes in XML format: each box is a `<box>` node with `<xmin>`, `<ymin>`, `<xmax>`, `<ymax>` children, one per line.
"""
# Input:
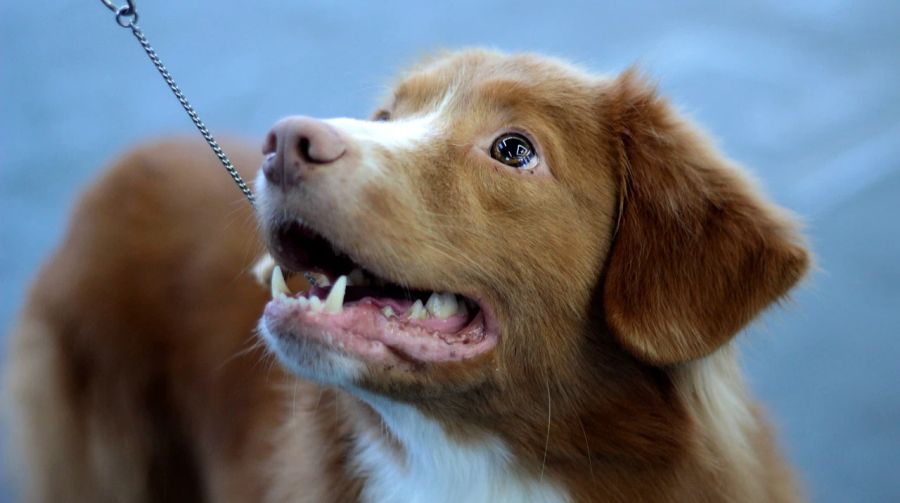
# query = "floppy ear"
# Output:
<box><xmin>601</xmin><ymin>71</ymin><xmax>811</xmax><ymax>365</ymax></box>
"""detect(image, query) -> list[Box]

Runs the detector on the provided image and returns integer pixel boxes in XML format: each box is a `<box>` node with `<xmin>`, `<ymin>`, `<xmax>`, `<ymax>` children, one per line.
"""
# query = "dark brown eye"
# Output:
<box><xmin>373</xmin><ymin>110</ymin><xmax>391</xmax><ymax>122</ymax></box>
<box><xmin>490</xmin><ymin>133</ymin><xmax>537</xmax><ymax>169</ymax></box>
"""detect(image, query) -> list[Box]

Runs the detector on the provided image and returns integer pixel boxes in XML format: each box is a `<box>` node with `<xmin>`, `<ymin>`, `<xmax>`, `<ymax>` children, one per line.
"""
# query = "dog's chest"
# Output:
<box><xmin>350</xmin><ymin>395</ymin><xmax>570</xmax><ymax>503</ymax></box>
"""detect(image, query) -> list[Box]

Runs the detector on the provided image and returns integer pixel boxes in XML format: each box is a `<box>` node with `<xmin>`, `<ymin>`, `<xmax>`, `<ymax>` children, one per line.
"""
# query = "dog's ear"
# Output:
<box><xmin>600</xmin><ymin>70</ymin><xmax>811</xmax><ymax>365</ymax></box>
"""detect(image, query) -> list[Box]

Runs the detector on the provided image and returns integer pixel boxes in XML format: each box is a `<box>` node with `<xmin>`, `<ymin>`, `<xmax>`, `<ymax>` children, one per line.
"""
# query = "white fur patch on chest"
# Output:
<box><xmin>351</xmin><ymin>392</ymin><xmax>570</xmax><ymax>503</ymax></box>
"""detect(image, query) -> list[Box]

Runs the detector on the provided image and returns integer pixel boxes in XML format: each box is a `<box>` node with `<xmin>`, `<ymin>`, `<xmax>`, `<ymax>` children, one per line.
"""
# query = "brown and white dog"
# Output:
<box><xmin>5</xmin><ymin>50</ymin><xmax>810</xmax><ymax>502</ymax></box>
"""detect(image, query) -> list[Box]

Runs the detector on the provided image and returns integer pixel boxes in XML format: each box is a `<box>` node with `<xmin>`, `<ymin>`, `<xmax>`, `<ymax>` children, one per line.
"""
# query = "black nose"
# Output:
<box><xmin>261</xmin><ymin>116</ymin><xmax>346</xmax><ymax>188</ymax></box>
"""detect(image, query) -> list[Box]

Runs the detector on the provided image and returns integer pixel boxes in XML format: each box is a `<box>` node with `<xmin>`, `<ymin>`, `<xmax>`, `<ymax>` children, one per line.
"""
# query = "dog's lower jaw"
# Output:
<box><xmin>260</xmin><ymin>304</ymin><xmax>570</xmax><ymax>501</ymax></box>
<box><xmin>261</xmin><ymin>315</ymin><xmax>572</xmax><ymax>502</ymax></box>
<box><xmin>258</xmin><ymin>318</ymin><xmax>364</xmax><ymax>387</ymax></box>
<box><xmin>349</xmin><ymin>390</ymin><xmax>572</xmax><ymax>503</ymax></box>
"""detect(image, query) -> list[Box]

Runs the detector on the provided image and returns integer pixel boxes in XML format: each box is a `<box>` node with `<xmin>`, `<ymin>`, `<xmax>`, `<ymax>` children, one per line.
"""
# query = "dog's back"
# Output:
<box><xmin>4</xmin><ymin>138</ymin><xmax>292</xmax><ymax>501</ymax></box>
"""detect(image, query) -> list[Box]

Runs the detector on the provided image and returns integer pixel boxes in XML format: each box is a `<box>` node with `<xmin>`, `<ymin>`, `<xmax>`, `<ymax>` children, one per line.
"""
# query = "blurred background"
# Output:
<box><xmin>1</xmin><ymin>1</ymin><xmax>898</xmax><ymax>501</ymax></box>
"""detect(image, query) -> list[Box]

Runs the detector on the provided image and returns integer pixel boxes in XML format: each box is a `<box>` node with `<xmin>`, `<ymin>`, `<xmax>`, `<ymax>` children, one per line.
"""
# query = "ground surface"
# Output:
<box><xmin>1</xmin><ymin>1</ymin><xmax>898</xmax><ymax>501</ymax></box>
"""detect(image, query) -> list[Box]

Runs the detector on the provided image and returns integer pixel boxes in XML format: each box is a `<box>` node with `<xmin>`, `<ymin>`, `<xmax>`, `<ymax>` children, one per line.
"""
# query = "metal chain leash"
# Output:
<box><xmin>99</xmin><ymin>0</ymin><xmax>256</xmax><ymax>207</ymax></box>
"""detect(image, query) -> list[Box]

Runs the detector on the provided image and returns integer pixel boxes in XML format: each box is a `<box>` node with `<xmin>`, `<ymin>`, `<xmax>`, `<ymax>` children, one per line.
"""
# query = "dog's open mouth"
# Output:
<box><xmin>262</xmin><ymin>221</ymin><xmax>497</xmax><ymax>365</ymax></box>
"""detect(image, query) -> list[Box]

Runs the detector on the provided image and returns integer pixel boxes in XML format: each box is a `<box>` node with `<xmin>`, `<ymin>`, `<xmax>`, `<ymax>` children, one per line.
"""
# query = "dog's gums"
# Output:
<box><xmin>264</xmin><ymin>222</ymin><xmax>497</xmax><ymax>365</ymax></box>
<box><xmin>265</xmin><ymin>268</ymin><xmax>495</xmax><ymax>364</ymax></box>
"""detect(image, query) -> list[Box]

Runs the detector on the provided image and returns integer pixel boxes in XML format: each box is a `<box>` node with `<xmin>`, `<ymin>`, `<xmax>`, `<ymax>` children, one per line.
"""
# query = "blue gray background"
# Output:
<box><xmin>2</xmin><ymin>1</ymin><xmax>898</xmax><ymax>501</ymax></box>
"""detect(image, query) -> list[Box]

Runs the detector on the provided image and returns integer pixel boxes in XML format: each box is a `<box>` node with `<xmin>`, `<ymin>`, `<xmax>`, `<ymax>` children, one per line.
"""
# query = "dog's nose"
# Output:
<box><xmin>261</xmin><ymin>116</ymin><xmax>346</xmax><ymax>187</ymax></box>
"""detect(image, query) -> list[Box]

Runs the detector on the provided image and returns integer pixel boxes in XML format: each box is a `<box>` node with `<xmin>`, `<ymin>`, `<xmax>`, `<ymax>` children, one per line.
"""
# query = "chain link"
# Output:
<box><xmin>101</xmin><ymin>1</ymin><xmax>256</xmax><ymax>207</ymax></box>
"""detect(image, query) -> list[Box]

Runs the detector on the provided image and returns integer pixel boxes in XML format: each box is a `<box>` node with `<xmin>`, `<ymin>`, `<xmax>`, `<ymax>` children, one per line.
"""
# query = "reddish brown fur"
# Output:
<box><xmin>603</xmin><ymin>70</ymin><xmax>809</xmax><ymax>364</ymax></box>
<box><xmin>5</xmin><ymin>50</ymin><xmax>809</xmax><ymax>502</ymax></box>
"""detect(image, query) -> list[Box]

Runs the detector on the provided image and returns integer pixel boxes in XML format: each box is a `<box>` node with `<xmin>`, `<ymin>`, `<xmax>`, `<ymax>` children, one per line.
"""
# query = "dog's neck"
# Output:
<box><xmin>323</xmin><ymin>348</ymin><xmax>763</xmax><ymax>503</ymax></box>
<box><xmin>345</xmin><ymin>390</ymin><xmax>571</xmax><ymax>503</ymax></box>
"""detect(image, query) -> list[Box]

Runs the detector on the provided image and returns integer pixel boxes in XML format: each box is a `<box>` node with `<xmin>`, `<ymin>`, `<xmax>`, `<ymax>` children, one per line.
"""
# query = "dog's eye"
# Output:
<box><xmin>373</xmin><ymin>110</ymin><xmax>391</xmax><ymax>122</ymax></box>
<box><xmin>490</xmin><ymin>133</ymin><xmax>537</xmax><ymax>170</ymax></box>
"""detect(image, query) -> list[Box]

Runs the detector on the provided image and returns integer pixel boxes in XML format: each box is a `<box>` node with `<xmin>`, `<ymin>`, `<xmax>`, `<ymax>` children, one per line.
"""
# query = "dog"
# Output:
<box><xmin>5</xmin><ymin>49</ymin><xmax>810</xmax><ymax>502</ymax></box>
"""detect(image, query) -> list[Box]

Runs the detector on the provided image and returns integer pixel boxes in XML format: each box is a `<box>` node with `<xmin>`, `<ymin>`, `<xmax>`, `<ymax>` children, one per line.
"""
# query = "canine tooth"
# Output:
<box><xmin>381</xmin><ymin>306</ymin><xmax>395</xmax><ymax>318</ymax></box>
<box><xmin>309</xmin><ymin>295</ymin><xmax>324</xmax><ymax>313</ymax></box>
<box><xmin>408</xmin><ymin>299</ymin><xmax>427</xmax><ymax>320</ymax></box>
<box><xmin>252</xmin><ymin>254</ymin><xmax>276</xmax><ymax>286</ymax></box>
<box><xmin>271</xmin><ymin>266</ymin><xmax>290</xmax><ymax>299</ymax></box>
<box><xmin>425</xmin><ymin>292</ymin><xmax>459</xmax><ymax>319</ymax></box>
<box><xmin>324</xmin><ymin>275</ymin><xmax>347</xmax><ymax>314</ymax></box>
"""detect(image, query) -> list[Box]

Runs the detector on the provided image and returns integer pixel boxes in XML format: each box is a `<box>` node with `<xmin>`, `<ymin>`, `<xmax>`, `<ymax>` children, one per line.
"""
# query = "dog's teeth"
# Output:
<box><xmin>425</xmin><ymin>292</ymin><xmax>459</xmax><ymax>319</ymax></box>
<box><xmin>424</xmin><ymin>292</ymin><xmax>442</xmax><ymax>316</ymax></box>
<box><xmin>324</xmin><ymin>275</ymin><xmax>347</xmax><ymax>314</ymax></box>
<box><xmin>309</xmin><ymin>295</ymin><xmax>324</xmax><ymax>313</ymax></box>
<box><xmin>408</xmin><ymin>299</ymin><xmax>427</xmax><ymax>320</ymax></box>
<box><xmin>252</xmin><ymin>254</ymin><xmax>276</xmax><ymax>287</ymax></box>
<box><xmin>297</xmin><ymin>296</ymin><xmax>310</xmax><ymax>309</ymax></box>
<box><xmin>381</xmin><ymin>306</ymin><xmax>395</xmax><ymax>319</ymax></box>
<box><xmin>347</xmin><ymin>268</ymin><xmax>368</xmax><ymax>286</ymax></box>
<box><xmin>304</xmin><ymin>272</ymin><xmax>330</xmax><ymax>287</ymax></box>
<box><xmin>271</xmin><ymin>266</ymin><xmax>290</xmax><ymax>299</ymax></box>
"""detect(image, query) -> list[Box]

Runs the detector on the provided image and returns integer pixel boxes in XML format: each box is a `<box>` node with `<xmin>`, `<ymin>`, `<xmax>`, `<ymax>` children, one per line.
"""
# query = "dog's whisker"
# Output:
<box><xmin>577</xmin><ymin>416</ymin><xmax>595</xmax><ymax>481</ymax></box>
<box><xmin>313</xmin><ymin>386</ymin><xmax>325</xmax><ymax>412</ymax></box>
<box><xmin>540</xmin><ymin>374</ymin><xmax>553</xmax><ymax>483</ymax></box>
<box><xmin>216</xmin><ymin>335</ymin><xmax>267</xmax><ymax>372</ymax></box>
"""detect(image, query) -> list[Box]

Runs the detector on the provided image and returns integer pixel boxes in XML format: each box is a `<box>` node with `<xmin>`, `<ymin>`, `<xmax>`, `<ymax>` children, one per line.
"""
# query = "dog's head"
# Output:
<box><xmin>256</xmin><ymin>49</ymin><xmax>809</xmax><ymax>458</ymax></box>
